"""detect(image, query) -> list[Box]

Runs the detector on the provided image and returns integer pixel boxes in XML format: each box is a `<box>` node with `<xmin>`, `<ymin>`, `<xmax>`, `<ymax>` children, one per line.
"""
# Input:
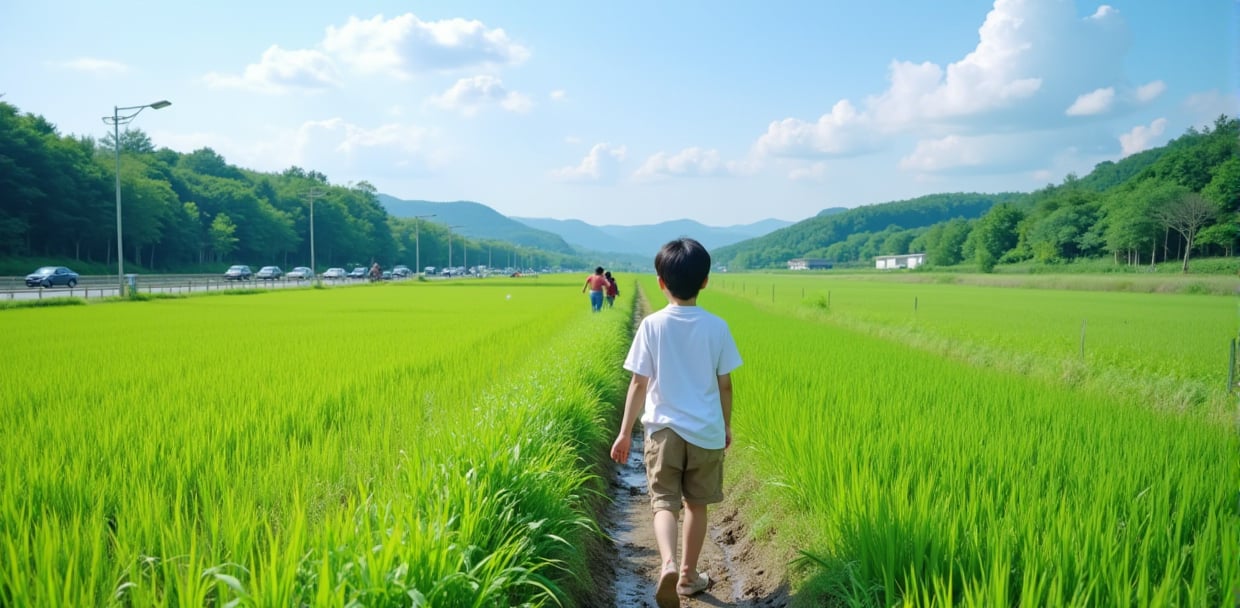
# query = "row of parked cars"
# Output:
<box><xmin>224</xmin><ymin>265</ymin><xmax>414</xmax><ymax>281</ymax></box>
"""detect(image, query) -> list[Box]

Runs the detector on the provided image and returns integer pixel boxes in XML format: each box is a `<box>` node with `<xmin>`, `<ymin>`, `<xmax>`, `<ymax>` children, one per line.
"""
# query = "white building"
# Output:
<box><xmin>787</xmin><ymin>258</ymin><xmax>832</xmax><ymax>270</ymax></box>
<box><xmin>875</xmin><ymin>253</ymin><xmax>926</xmax><ymax>270</ymax></box>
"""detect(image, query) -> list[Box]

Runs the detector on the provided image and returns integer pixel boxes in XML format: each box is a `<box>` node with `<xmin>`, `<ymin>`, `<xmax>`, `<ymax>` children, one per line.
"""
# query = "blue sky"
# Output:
<box><xmin>1</xmin><ymin>0</ymin><xmax>1236</xmax><ymax>226</ymax></box>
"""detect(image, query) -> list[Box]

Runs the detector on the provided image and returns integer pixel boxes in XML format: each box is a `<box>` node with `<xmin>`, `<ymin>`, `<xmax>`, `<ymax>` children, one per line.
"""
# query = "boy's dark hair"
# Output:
<box><xmin>655</xmin><ymin>238</ymin><xmax>711</xmax><ymax>300</ymax></box>
<box><xmin>595</xmin><ymin>266</ymin><xmax>604</xmax><ymax>274</ymax></box>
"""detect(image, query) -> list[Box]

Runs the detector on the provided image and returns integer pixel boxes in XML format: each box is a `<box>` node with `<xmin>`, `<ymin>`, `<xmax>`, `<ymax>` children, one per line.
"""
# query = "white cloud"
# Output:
<box><xmin>899</xmin><ymin>135</ymin><xmax>987</xmax><ymax>172</ymax></box>
<box><xmin>753</xmin><ymin>0</ymin><xmax>1139</xmax><ymax>164</ymax></box>
<box><xmin>1065</xmin><ymin>87</ymin><xmax>1115</xmax><ymax>116</ymax></box>
<box><xmin>633</xmin><ymin>147</ymin><xmax>729</xmax><ymax>181</ymax></box>
<box><xmin>322</xmin><ymin>13</ymin><xmax>529</xmax><ymax>78</ymax></box>
<box><xmin>56</xmin><ymin>57</ymin><xmax>129</xmax><ymax>76</ymax></box>
<box><xmin>203</xmin><ymin>45</ymin><xmax>337</xmax><ymax>93</ymax></box>
<box><xmin>756</xmin><ymin>100</ymin><xmax>876</xmax><ymax>158</ymax></box>
<box><xmin>551</xmin><ymin>143</ymin><xmax>626</xmax><ymax>182</ymax></box>
<box><xmin>549</xmin><ymin>90</ymin><xmax>567</xmax><ymax>102</ymax></box>
<box><xmin>1119</xmin><ymin>118</ymin><xmax>1167</xmax><ymax>157</ymax></box>
<box><xmin>1135</xmin><ymin>80</ymin><xmax>1166</xmax><ymax>103</ymax></box>
<box><xmin>429</xmin><ymin>75</ymin><xmax>532</xmax><ymax>115</ymax></box>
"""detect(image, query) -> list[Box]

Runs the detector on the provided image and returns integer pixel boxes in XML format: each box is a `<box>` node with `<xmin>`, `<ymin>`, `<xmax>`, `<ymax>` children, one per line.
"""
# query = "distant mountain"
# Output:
<box><xmin>514</xmin><ymin>217</ymin><xmax>795</xmax><ymax>257</ymax></box>
<box><xmin>817</xmin><ymin>207</ymin><xmax>848</xmax><ymax>217</ymax></box>
<box><xmin>378</xmin><ymin>195</ymin><xmax>576</xmax><ymax>254</ymax></box>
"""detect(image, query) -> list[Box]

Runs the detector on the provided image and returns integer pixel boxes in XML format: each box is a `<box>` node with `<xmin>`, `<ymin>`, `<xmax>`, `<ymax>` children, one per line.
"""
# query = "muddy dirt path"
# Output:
<box><xmin>593</xmin><ymin>290</ymin><xmax>790</xmax><ymax>608</ymax></box>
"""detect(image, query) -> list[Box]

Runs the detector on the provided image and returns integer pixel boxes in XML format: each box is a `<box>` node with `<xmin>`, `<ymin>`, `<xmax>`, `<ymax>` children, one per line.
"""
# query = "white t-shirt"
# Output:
<box><xmin>624</xmin><ymin>304</ymin><xmax>742</xmax><ymax>449</ymax></box>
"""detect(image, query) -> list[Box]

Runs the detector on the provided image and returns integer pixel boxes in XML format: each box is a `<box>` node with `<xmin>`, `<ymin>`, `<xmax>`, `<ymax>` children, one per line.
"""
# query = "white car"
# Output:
<box><xmin>286</xmin><ymin>266</ymin><xmax>313</xmax><ymax>280</ymax></box>
<box><xmin>321</xmin><ymin>267</ymin><xmax>347</xmax><ymax>279</ymax></box>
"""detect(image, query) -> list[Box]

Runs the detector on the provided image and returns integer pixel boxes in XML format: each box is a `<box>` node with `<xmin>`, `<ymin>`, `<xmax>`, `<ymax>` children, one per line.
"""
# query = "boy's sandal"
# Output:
<box><xmin>655</xmin><ymin>566</ymin><xmax>681</xmax><ymax>608</ymax></box>
<box><xmin>677</xmin><ymin>571</ymin><xmax>710</xmax><ymax>596</ymax></box>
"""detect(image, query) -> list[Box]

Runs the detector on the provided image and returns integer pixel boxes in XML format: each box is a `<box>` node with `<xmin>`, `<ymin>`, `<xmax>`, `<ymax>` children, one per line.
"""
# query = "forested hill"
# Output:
<box><xmin>716</xmin><ymin>193</ymin><xmax>1019</xmax><ymax>269</ymax></box>
<box><xmin>716</xmin><ymin>115</ymin><xmax>1239</xmax><ymax>272</ymax></box>
<box><xmin>377</xmin><ymin>195</ymin><xmax>576</xmax><ymax>255</ymax></box>
<box><xmin>0</xmin><ymin>100</ymin><xmax>584</xmax><ymax>273</ymax></box>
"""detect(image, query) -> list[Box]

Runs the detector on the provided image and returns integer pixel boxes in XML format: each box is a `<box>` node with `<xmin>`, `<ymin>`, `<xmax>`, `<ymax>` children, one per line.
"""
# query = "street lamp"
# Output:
<box><xmin>103</xmin><ymin>100</ymin><xmax>171</xmax><ymax>296</ymax></box>
<box><xmin>413</xmin><ymin>214</ymin><xmax>436</xmax><ymax>276</ymax></box>
<box><xmin>447</xmin><ymin>225</ymin><xmax>464</xmax><ymax>274</ymax></box>
<box><xmin>305</xmin><ymin>188</ymin><xmax>325</xmax><ymax>285</ymax></box>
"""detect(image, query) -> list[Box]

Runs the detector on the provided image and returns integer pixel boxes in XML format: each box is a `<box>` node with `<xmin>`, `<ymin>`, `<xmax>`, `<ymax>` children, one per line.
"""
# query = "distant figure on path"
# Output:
<box><xmin>605</xmin><ymin>271</ymin><xmax>620</xmax><ymax>308</ymax></box>
<box><xmin>582</xmin><ymin>266</ymin><xmax>608</xmax><ymax>312</ymax></box>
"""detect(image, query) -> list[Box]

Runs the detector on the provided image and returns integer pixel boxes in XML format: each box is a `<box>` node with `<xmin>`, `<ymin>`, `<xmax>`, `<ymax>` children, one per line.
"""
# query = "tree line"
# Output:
<box><xmin>716</xmin><ymin>115</ymin><xmax>1239</xmax><ymax>272</ymax></box>
<box><xmin>0</xmin><ymin>100</ymin><xmax>582</xmax><ymax>274</ymax></box>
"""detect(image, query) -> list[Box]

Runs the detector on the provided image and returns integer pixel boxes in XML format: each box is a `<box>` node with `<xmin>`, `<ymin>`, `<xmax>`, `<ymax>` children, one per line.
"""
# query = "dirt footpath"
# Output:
<box><xmin>594</xmin><ymin>431</ymin><xmax>790</xmax><ymax>607</ymax></box>
<box><xmin>590</xmin><ymin>290</ymin><xmax>791</xmax><ymax>607</ymax></box>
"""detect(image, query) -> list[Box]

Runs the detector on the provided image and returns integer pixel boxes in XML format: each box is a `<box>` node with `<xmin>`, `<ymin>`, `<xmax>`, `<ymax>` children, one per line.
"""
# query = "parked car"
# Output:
<box><xmin>25</xmin><ymin>266</ymin><xmax>79</xmax><ymax>288</ymax></box>
<box><xmin>391</xmin><ymin>266</ymin><xmax>412</xmax><ymax>278</ymax></box>
<box><xmin>322</xmin><ymin>267</ymin><xmax>347</xmax><ymax>279</ymax></box>
<box><xmin>348</xmin><ymin>267</ymin><xmax>368</xmax><ymax>279</ymax></box>
<box><xmin>381</xmin><ymin>270</ymin><xmax>393</xmax><ymax>281</ymax></box>
<box><xmin>224</xmin><ymin>265</ymin><xmax>253</xmax><ymax>281</ymax></box>
<box><xmin>256</xmin><ymin>266</ymin><xmax>283</xmax><ymax>280</ymax></box>
<box><xmin>286</xmin><ymin>266</ymin><xmax>313</xmax><ymax>280</ymax></box>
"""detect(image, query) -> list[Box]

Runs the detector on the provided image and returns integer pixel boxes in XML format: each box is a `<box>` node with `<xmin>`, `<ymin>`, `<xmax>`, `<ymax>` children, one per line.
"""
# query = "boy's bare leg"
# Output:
<box><xmin>653</xmin><ymin>509</ymin><xmax>679</xmax><ymax>569</ymax></box>
<box><xmin>680</xmin><ymin>502</ymin><xmax>708</xmax><ymax>582</ymax></box>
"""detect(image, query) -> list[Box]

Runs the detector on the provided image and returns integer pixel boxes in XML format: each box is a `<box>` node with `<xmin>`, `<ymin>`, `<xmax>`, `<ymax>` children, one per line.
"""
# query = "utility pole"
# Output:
<box><xmin>413</xmin><ymin>214</ymin><xmax>435</xmax><ymax>276</ymax></box>
<box><xmin>305</xmin><ymin>188</ymin><xmax>325</xmax><ymax>284</ymax></box>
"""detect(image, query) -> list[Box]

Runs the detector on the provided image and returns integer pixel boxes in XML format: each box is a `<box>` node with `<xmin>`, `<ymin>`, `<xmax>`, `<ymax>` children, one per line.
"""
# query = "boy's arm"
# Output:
<box><xmin>718</xmin><ymin>373</ymin><xmax>733</xmax><ymax>449</ymax></box>
<box><xmin>610</xmin><ymin>373</ymin><xmax>649</xmax><ymax>463</ymax></box>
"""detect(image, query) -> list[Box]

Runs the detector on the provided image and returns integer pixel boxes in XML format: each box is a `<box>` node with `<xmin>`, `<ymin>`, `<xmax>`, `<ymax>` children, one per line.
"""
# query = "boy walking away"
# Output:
<box><xmin>610</xmin><ymin>238</ymin><xmax>741</xmax><ymax>608</ymax></box>
<box><xmin>582</xmin><ymin>266</ymin><xmax>609</xmax><ymax>312</ymax></box>
<box><xmin>604</xmin><ymin>271</ymin><xmax>620</xmax><ymax>308</ymax></box>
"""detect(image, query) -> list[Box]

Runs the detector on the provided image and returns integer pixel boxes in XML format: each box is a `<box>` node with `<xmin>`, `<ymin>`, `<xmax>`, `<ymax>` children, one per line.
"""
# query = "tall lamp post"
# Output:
<box><xmin>413</xmin><ymin>214</ymin><xmax>436</xmax><ymax>276</ymax></box>
<box><xmin>103</xmin><ymin>100</ymin><xmax>171</xmax><ymax>296</ymax></box>
<box><xmin>447</xmin><ymin>225</ymin><xmax>464</xmax><ymax>274</ymax></box>
<box><xmin>305</xmin><ymin>188</ymin><xmax>325</xmax><ymax>285</ymax></box>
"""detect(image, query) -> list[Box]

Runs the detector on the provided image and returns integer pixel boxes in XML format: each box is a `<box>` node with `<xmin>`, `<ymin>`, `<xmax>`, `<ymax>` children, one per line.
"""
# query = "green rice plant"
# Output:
<box><xmin>0</xmin><ymin>277</ymin><xmax>632</xmax><ymax>606</ymax></box>
<box><xmin>639</xmin><ymin>275</ymin><xmax>1238</xmax><ymax>607</ymax></box>
<box><xmin>713</xmin><ymin>273</ymin><xmax>1237</xmax><ymax>413</ymax></box>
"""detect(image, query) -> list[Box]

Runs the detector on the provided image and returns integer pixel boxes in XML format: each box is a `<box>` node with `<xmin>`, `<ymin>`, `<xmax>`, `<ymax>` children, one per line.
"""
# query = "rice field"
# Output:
<box><xmin>3</xmin><ymin>272</ymin><xmax>1237</xmax><ymax>607</ymax></box>
<box><xmin>0</xmin><ymin>278</ymin><xmax>631</xmax><ymax>606</ymax></box>
<box><xmin>674</xmin><ymin>274</ymin><xmax>1239</xmax><ymax>606</ymax></box>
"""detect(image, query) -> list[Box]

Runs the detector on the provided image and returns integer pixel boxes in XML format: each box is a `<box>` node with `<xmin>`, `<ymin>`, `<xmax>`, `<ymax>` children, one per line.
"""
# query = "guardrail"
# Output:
<box><xmin>0</xmin><ymin>274</ymin><xmax>361</xmax><ymax>301</ymax></box>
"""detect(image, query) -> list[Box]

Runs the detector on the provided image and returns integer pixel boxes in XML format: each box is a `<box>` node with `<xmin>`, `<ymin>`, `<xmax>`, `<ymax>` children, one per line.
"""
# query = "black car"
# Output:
<box><xmin>25</xmin><ymin>266</ymin><xmax>79</xmax><ymax>288</ymax></box>
<box><xmin>224</xmin><ymin>265</ymin><xmax>253</xmax><ymax>281</ymax></box>
<box><xmin>348</xmin><ymin>267</ymin><xmax>368</xmax><ymax>279</ymax></box>
<box><xmin>256</xmin><ymin>266</ymin><xmax>283</xmax><ymax>280</ymax></box>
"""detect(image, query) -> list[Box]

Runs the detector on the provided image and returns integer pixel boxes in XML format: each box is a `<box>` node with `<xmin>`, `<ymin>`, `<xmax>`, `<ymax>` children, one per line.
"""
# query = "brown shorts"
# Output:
<box><xmin>644</xmin><ymin>427</ymin><xmax>724</xmax><ymax>512</ymax></box>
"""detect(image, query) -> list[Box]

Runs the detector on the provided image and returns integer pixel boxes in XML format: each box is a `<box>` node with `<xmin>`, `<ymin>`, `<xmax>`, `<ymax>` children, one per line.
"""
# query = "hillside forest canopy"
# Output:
<box><xmin>715</xmin><ymin>114</ymin><xmax>1239</xmax><ymax>272</ymax></box>
<box><xmin>2</xmin><ymin>98</ymin><xmax>1236</xmax><ymax>275</ymax></box>
<box><xmin>0</xmin><ymin>100</ymin><xmax>583</xmax><ymax>274</ymax></box>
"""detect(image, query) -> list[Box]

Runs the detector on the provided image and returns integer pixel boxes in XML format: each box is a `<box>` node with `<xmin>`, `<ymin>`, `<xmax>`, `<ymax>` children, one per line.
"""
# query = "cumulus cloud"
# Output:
<box><xmin>1135</xmin><ymin>80</ymin><xmax>1166</xmax><ymax>103</ymax></box>
<box><xmin>203</xmin><ymin>45</ymin><xmax>338</xmax><ymax>93</ymax></box>
<box><xmin>1119</xmin><ymin>118</ymin><xmax>1167</xmax><ymax>157</ymax></box>
<box><xmin>551</xmin><ymin>143</ymin><xmax>626</xmax><ymax>182</ymax></box>
<box><xmin>56</xmin><ymin>57</ymin><xmax>129</xmax><ymax>76</ymax></box>
<box><xmin>754</xmin><ymin>0</ymin><xmax>1139</xmax><ymax>164</ymax></box>
<box><xmin>205</xmin><ymin>13</ymin><xmax>528</xmax><ymax>93</ymax></box>
<box><xmin>900</xmin><ymin>135</ymin><xmax>987</xmax><ymax>172</ymax></box>
<box><xmin>322</xmin><ymin>13</ymin><xmax>529</xmax><ymax>78</ymax></box>
<box><xmin>1066</xmin><ymin>87</ymin><xmax>1116</xmax><ymax>116</ymax></box>
<box><xmin>428</xmin><ymin>75</ymin><xmax>532</xmax><ymax>115</ymax></box>
<box><xmin>756</xmin><ymin>100</ymin><xmax>877</xmax><ymax>158</ymax></box>
<box><xmin>633</xmin><ymin>147</ymin><xmax>730</xmax><ymax>181</ymax></box>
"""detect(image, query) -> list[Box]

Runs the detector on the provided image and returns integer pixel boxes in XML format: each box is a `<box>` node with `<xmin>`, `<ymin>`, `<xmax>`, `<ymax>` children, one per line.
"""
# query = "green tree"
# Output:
<box><xmin>971</xmin><ymin>203</ymin><xmax>1024</xmax><ymax>272</ymax></box>
<box><xmin>1155</xmin><ymin>193</ymin><xmax>1216</xmax><ymax>272</ymax></box>
<box><xmin>1202</xmin><ymin>156</ymin><xmax>1240</xmax><ymax>214</ymax></box>
<box><xmin>210</xmin><ymin>213</ymin><xmax>239</xmax><ymax>262</ymax></box>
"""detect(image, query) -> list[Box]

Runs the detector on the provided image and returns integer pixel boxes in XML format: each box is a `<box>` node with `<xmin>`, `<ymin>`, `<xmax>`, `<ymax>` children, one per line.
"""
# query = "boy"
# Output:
<box><xmin>610</xmin><ymin>238</ymin><xmax>741</xmax><ymax>608</ymax></box>
<box><xmin>582</xmin><ymin>266</ymin><xmax>609</xmax><ymax>312</ymax></box>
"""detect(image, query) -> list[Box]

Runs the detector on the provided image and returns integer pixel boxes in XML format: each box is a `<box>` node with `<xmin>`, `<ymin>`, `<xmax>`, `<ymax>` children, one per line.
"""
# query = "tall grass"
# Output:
<box><xmin>0</xmin><ymin>278</ymin><xmax>632</xmax><ymax>606</ymax></box>
<box><xmin>643</xmin><ymin>275</ymin><xmax>1239</xmax><ymax>606</ymax></box>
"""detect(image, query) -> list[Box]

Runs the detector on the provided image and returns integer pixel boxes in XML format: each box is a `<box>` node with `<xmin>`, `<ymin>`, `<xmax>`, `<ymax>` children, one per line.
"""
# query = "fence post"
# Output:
<box><xmin>1228</xmin><ymin>337</ymin><xmax>1236</xmax><ymax>393</ymax></box>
